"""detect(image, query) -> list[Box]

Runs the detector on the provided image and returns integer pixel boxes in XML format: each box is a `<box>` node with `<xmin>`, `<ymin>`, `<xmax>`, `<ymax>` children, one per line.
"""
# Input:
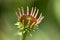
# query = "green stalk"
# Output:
<box><xmin>20</xmin><ymin>31</ymin><xmax>27</xmax><ymax>40</ymax></box>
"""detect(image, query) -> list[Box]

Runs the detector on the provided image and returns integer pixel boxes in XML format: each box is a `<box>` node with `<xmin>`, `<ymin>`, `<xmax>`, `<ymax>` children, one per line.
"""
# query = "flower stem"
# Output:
<box><xmin>21</xmin><ymin>31</ymin><xmax>27</xmax><ymax>40</ymax></box>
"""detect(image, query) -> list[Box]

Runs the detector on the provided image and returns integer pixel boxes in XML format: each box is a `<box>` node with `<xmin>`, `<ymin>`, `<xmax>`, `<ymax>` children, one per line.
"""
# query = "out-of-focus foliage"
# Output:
<box><xmin>0</xmin><ymin>0</ymin><xmax>60</xmax><ymax>40</ymax></box>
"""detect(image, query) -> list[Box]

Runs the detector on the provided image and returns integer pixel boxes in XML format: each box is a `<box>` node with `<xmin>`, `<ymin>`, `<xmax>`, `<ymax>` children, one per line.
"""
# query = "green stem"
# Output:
<box><xmin>20</xmin><ymin>31</ymin><xmax>27</xmax><ymax>40</ymax></box>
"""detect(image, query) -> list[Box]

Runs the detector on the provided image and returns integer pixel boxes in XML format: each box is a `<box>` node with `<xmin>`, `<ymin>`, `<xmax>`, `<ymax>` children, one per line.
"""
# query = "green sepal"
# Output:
<box><xmin>15</xmin><ymin>22</ymin><xmax>24</xmax><ymax>30</ymax></box>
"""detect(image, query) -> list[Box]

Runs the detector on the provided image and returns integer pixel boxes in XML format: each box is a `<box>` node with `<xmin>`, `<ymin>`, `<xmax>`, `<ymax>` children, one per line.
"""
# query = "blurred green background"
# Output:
<box><xmin>0</xmin><ymin>0</ymin><xmax>60</xmax><ymax>40</ymax></box>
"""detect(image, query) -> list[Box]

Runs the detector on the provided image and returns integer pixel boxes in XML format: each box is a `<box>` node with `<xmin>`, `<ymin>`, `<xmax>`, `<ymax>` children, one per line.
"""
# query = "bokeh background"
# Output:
<box><xmin>0</xmin><ymin>0</ymin><xmax>60</xmax><ymax>40</ymax></box>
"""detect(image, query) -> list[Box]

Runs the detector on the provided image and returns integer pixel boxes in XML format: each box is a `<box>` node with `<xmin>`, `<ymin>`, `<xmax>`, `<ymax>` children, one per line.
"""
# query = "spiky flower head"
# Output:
<box><xmin>15</xmin><ymin>6</ymin><xmax>44</xmax><ymax>35</ymax></box>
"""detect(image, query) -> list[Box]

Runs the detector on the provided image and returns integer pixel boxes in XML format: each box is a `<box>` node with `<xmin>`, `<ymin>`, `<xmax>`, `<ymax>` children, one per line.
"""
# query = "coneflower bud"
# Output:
<box><xmin>15</xmin><ymin>6</ymin><xmax>44</xmax><ymax>40</ymax></box>
<box><xmin>16</xmin><ymin>6</ymin><xmax>44</xmax><ymax>29</ymax></box>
